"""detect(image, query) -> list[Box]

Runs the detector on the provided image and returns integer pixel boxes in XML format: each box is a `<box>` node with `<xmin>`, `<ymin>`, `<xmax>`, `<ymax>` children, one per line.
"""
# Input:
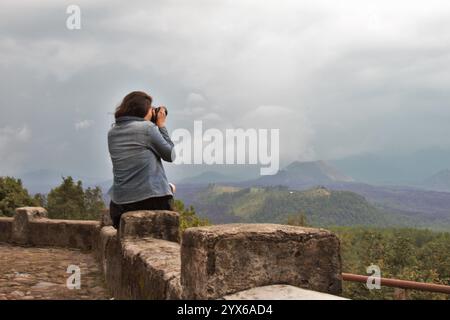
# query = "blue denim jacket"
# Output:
<box><xmin>107</xmin><ymin>116</ymin><xmax>175</xmax><ymax>204</ymax></box>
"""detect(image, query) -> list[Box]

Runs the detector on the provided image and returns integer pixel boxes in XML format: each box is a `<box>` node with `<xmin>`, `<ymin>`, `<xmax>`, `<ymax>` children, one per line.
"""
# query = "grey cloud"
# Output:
<box><xmin>1</xmin><ymin>0</ymin><xmax>450</xmax><ymax>181</ymax></box>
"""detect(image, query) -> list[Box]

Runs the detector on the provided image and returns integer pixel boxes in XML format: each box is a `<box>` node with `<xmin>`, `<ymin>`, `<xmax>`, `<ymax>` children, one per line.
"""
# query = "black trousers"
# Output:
<box><xmin>109</xmin><ymin>195</ymin><xmax>174</xmax><ymax>229</ymax></box>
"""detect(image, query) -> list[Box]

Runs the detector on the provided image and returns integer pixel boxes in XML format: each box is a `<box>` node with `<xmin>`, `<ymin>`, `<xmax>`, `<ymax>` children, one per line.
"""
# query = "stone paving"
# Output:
<box><xmin>0</xmin><ymin>243</ymin><xmax>110</xmax><ymax>300</ymax></box>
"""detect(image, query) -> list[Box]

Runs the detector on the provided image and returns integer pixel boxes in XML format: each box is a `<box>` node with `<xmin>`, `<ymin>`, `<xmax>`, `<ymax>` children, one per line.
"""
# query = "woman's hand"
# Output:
<box><xmin>156</xmin><ymin>106</ymin><xmax>167</xmax><ymax>128</ymax></box>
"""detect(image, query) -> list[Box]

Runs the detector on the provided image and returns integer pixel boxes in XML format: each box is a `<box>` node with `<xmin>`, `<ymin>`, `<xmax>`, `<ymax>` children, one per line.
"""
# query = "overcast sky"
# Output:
<box><xmin>1</xmin><ymin>0</ymin><xmax>450</xmax><ymax>181</ymax></box>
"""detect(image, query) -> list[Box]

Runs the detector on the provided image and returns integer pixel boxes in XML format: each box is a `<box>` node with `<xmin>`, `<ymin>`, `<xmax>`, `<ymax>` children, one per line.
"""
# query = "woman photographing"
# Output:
<box><xmin>107</xmin><ymin>91</ymin><xmax>175</xmax><ymax>229</ymax></box>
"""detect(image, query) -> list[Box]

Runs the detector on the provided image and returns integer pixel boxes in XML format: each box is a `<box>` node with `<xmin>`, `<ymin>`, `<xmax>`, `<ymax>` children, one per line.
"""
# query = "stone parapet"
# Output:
<box><xmin>181</xmin><ymin>223</ymin><xmax>342</xmax><ymax>299</ymax></box>
<box><xmin>4</xmin><ymin>207</ymin><xmax>344</xmax><ymax>300</ymax></box>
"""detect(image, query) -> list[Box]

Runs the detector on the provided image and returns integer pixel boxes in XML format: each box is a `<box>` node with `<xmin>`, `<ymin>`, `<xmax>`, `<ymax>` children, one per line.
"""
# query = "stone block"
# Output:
<box><xmin>119</xmin><ymin>210</ymin><xmax>180</xmax><ymax>243</ymax></box>
<box><xmin>181</xmin><ymin>223</ymin><xmax>342</xmax><ymax>299</ymax></box>
<box><xmin>119</xmin><ymin>237</ymin><xmax>181</xmax><ymax>299</ymax></box>
<box><xmin>100</xmin><ymin>209</ymin><xmax>113</xmax><ymax>227</ymax></box>
<box><xmin>12</xmin><ymin>207</ymin><xmax>48</xmax><ymax>244</ymax></box>
<box><xmin>27</xmin><ymin>219</ymin><xmax>99</xmax><ymax>250</ymax></box>
<box><xmin>0</xmin><ymin>217</ymin><xmax>13</xmax><ymax>243</ymax></box>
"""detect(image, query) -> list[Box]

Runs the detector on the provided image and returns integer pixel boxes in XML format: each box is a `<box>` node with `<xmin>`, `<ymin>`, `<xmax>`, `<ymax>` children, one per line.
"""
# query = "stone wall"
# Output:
<box><xmin>1</xmin><ymin>207</ymin><xmax>98</xmax><ymax>250</ymax></box>
<box><xmin>0</xmin><ymin>217</ymin><xmax>13</xmax><ymax>243</ymax></box>
<box><xmin>181</xmin><ymin>224</ymin><xmax>342</xmax><ymax>299</ymax></box>
<box><xmin>2</xmin><ymin>207</ymin><xmax>344</xmax><ymax>300</ymax></box>
<box><xmin>96</xmin><ymin>211</ymin><xmax>182</xmax><ymax>299</ymax></box>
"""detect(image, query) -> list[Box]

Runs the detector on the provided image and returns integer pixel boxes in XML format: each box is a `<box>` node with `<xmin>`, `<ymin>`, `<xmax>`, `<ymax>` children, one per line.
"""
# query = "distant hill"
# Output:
<box><xmin>173</xmin><ymin>161</ymin><xmax>450</xmax><ymax>230</ymax></box>
<box><xmin>331</xmin><ymin>148</ymin><xmax>450</xmax><ymax>185</ymax></box>
<box><xmin>243</xmin><ymin>160</ymin><xmax>354</xmax><ymax>188</ymax></box>
<box><xmin>185</xmin><ymin>184</ymin><xmax>426</xmax><ymax>228</ymax></box>
<box><xmin>178</xmin><ymin>171</ymin><xmax>236</xmax><ymax>184</ymax></box>
<box><xmin>421</xmin><ymin>169</ymin><xmax>450</xmax><ymax>192</ymax></box>
<box><xmin>300</xmin><ymin>181</ymin><xmax>450</xmax><ymax>231</ymax></box>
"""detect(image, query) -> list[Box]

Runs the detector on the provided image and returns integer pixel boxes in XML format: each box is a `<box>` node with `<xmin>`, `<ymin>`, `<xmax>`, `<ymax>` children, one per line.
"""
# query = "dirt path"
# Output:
<box><xmin>0</xmin><ymin>243</ymin><xmax>110</xmax><ymax>300</ymax></box>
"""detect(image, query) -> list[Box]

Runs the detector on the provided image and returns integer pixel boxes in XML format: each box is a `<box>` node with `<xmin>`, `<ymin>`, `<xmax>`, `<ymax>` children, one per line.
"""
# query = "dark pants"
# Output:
<box><xmin>109</xmin><ymin>195</ymin><xmax>174</xmax><ymax>229</ymax></box>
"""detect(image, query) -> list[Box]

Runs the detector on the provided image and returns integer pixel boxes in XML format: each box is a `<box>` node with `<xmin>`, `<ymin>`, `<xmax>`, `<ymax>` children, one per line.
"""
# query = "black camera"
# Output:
<box><xmin>150</xmin><ymin>106</ymin><xmax>168</xmax><ymax>124</ymax></box>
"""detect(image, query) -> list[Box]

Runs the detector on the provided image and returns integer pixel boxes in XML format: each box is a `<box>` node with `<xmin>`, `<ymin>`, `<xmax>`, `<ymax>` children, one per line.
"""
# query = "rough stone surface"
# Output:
<box><xmin>27</xmin><ymin>219</ymin><xmax>99</xmax><ymax>250</ymax></box>
<box><xmin>117</xmin><ymin>237</ymin><xmax>181</xmax><ymax>299</ymax></box>
<box><xmin>0</xmin><ymin>243</ymin><xmax>110</xmax><ymax>300</ymax></box>
<box><xmin>7</xmin><ymin>207</ymin><xmax>99</xmax><ymax>250</ymax></box>
<box><xmin>3</xmin><ymin>207</ymin><xmax>346</xmax><ymax>301</ymax></box>
<box><xmin>0</xmin><ymin>217</ymin><xmax>13</xmax><ymax>243</ymax></box>
<box><xmin>96</xmin><ymin>226</ymin><xmax>117</xmax><ymax>273</ymax></box>
<box><xmin>119</xmin><ymin>210</ymin><xmax>180</xmax><ymax>243</ymax></box>
<box><xmin>222</xmin><ymin>284</ymin><xmax>348</xmax><ymax>300</ymax></box>
<box><xmin>100</xmin><ymin>209</ymin><xmax>113</xmax><ymax>227</ymax></box>
<box><xmin>181</xmin><ymin>224</ymin><xmax>342</xmax><ymax>299</ymax></box>
<box><xmin>96</xmin><ymin>226</ymin><xmax>122</xmax><ymax>298</ymax></box>
<box><xmin>12</xmin><ymin>207</ymin><xmax>48</xmax><ymax>244</ymax></box>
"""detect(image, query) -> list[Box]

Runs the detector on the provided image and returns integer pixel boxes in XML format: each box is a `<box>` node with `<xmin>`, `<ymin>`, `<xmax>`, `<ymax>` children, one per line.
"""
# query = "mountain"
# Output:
<box><xmin>331</xmin><ymin>148</ymin><xmax>450</xmax><ymax>185</ymax></box>
<box><xmin>420</xmin><ymin>169</ymin><xmax>450</xmax><ymax>192</ymax></box>
<box><xmin>174</xmin><ymin>160</ymin><xmax>450</xmax><ymax>231</ymax></box>
<box><xmin>323</xmin><ymin>182</ymin><xmax>450</xmax><ymax>226</ymax></box>
<box><xmin>183</xmin><ymin>184</ymin><xmax>425</xmax><ymax>227</ymax></box>
<box><xmin>178</xmin><ymin>171</ymin><xmax>237</xmax><ymax>184</ymax></box>
<box><xmin>241</xmin><ymin>160</ymin><xmax>353</xmax><ymax>188</ymax></box>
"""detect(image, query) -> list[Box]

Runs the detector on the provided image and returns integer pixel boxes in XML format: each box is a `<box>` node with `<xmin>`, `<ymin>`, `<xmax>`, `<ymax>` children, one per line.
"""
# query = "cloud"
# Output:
<box><xmin>237</xmin><ymin>105</ymin><xmax>315</xmax><ymax>163</ymax></box>
<box><xmin>2</xmin><ymin>0</ymin><xmax>450</xmax><ymax>180</ymax></box>
<box><xmin>75</xmin><ymin>119</ymin><xmax>94</xmax><ymax>130</ymax></box>
<box><xmin>0</xmin><ymin>125</ymin><xmax>31</xmax><ymax>175</ymax></box>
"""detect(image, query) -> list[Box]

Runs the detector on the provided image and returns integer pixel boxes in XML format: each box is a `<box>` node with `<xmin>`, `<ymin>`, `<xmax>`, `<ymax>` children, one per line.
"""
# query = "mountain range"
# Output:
<box><xmin>175</xmin><ymin>160</ymin><xmax>450</xmax><ymax>230</ymax></box>
<box><xmin>183</xmin><ymin>184</ymin><xmax>438</xmax><ymax>228</ymax></box>
<box><xmin>12</xmin><ymin>155</ymin><xmax>450</xmax><ymax>231</ymax></box>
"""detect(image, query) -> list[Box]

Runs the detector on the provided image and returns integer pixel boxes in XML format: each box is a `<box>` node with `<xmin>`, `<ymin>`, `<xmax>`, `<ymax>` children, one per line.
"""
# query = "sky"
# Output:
<box><xmin>1</xmin><ymin>0</ymin><xmax>450</xmax><ymax>182</ymax></box>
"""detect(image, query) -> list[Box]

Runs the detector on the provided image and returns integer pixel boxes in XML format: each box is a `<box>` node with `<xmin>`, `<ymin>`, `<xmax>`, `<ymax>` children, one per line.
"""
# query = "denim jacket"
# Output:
<box><xmin>107</xmin><ymin>116</ymin><xmax>175</xmax><ymax>204</ymax></box>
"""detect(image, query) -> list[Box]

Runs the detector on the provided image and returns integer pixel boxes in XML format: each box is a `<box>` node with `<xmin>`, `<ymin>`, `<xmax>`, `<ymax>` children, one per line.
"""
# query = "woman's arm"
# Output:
<box><xmin>147</xmin><ymin>124</ymin><xmax>175</xmax><ymax>162</ymax></box>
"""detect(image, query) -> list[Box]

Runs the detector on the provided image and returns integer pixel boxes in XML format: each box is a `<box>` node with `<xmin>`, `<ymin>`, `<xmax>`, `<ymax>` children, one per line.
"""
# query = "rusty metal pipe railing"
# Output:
<box><xmin>342</xmin><ymin>273</ymin><xmax>450</xmax><ymax>294</ymax></box>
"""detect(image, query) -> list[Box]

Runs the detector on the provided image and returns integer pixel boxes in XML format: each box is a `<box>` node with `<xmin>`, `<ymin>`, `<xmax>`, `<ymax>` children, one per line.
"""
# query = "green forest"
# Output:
<box><xmin>1</xmin><ymin>176</ymin><xmax>449</xmax><ymax>299</ymax></box>
<box><xmin>334</xmin><ymin>227</ymin><xmax>450</xmax><ymax>300</ymax></box>
<box><xmin>0</xmin><ymin>176</ymin><xmax>104</xmax><ymax>220</ymax></box>
<box><xmin>190</xmin><ymin>185</ymin><xmax>446</xmax><ymax>229</ymax></box>
<box><xmin>291</xmin><ymin>215</ymin><xmax>450</xmax><ymax>300</ymax></box>
<box><xmin>0</xmin><ymin>176</ymin><xmax>207</xmax><ymax>232</ymax></box>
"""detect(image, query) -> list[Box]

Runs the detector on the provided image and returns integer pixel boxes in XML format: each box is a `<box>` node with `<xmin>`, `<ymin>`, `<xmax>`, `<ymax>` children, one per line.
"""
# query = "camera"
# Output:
<box><xmin>150</xmin><ymin>106</ymin><xmax>168</xmax><ymax>124</ymax></box>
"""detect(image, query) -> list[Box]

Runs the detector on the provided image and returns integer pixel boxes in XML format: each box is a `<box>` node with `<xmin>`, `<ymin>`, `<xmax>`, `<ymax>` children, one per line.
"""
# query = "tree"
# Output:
<box><xmin>286</xmin><ymin>211</ymin><xmax>308</xmax><ymax>227</ymax></box>
<box><xmin>0</xmin><ymin>176</ymin><xmax>37</xmax><ymax>216</ymax></box>
<box><xmin>84</xmin><ymin>186</ymin><xmax>105</xmax><ymax>218</ymax></box>
<box><xmin>331</xmin><ymin>227</ymin><xmax>450</xmax><ymax>300</ymax></box>
<box><xmin>385</xmin><ymin>235</ymin><xmax>418</xmax><ymax>275</ymax></box>
<box><xmin>173</xmin><ymin>199</ymin><xmax>210</xmax><ymax>232</ymax></box>
<box><xmin>47</xmin><ymin>176</ymin><xmax>105</xmax><ymax>220</ymax></box>
<box><xmin>33</xmin><ymin>193</ymin><xmax>47</xmax><ymax>207</ymax></box>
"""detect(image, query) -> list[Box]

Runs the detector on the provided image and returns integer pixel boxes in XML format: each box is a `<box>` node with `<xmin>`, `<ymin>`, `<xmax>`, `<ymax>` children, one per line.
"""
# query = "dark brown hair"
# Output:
<box><xmin>114</xmin><ymin>91</ymin><xmax>152</xmax><ymax>119</ymax></box>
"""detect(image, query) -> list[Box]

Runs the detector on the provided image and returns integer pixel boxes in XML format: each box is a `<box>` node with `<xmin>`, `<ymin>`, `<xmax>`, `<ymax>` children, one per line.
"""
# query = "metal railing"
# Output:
<box><xmin>342</xmin><ymin>273</ymin><xmax>450</xmax><ymax>296</ymax></box>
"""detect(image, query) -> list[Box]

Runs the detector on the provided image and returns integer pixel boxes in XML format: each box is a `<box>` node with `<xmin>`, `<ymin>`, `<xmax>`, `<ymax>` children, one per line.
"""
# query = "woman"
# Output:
<box><xmin>107</xmin><ymin>91</ymin><xmax>175</xmax><ymax>229</ymax></box>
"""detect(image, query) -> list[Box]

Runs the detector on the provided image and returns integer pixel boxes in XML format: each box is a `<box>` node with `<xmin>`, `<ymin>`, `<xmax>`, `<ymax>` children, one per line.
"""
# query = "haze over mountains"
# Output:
<box><xmin>175</xmin><ymin>147</ymin><xmax>450</xmax><ymax>190</ymax></box>
<box><xmin>16</xmin><ymin>169</ymin><xmax>110</xmax><ymax>195</ymax></box>
<box><xmin>16</xmin><ymin>147</ymin><xmax>450</xmax><ymax>191</ymax></box>
<box><xmin>421</xmin><ymin>169</ymin><xmax>450</xmax><ymax>192</ymax></box>
<box><xmin>331</xmin><ymin>148</ymin><xmax>450</xmax><ymax>186</ymax></box>
<box><xmin>12</xmin><ymin>147</ymin><xmax>450</xmax><ymax>231</ymax></box>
